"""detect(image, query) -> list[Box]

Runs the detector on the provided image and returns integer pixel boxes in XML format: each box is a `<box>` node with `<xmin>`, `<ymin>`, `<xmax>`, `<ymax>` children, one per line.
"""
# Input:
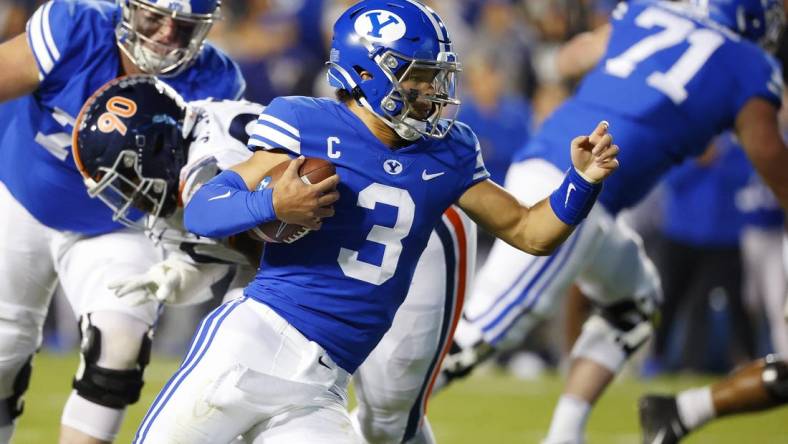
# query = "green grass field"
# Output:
<box><xmin>14</xmin><ymin>352</ymin><xmax>787</xmax><ymax>443</ymax></box>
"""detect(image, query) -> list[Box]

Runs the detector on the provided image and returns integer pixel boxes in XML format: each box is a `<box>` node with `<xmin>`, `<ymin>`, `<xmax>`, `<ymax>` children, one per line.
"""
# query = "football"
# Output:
<box><xmin>247</xmin><ymin>157</ymin><xmax>336</xmax><ymax>243</ymax></box>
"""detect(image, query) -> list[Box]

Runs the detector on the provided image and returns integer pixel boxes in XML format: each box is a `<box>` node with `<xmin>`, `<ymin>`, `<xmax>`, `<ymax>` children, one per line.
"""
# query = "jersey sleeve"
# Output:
<box><xmin>25</xmin><ymin>1</ymin><xmax>73</xmax><ymax>83</ymax></box>
<box><xmin>454</xmin><ymin>122</ymin><xmax>490</xmax><ymax>191</ymax></box>
<box><xmin>247</xmin><ymin>97</ymin><xmax>302</xmax><ymax>156</ymax></box>
<box><xmin>732</xmin><ymin>49</ymin><xmax>783</xmax><ymax>111</ymax></box>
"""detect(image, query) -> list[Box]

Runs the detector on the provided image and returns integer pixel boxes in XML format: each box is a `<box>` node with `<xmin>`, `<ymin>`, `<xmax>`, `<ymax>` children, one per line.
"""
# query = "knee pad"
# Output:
<box><xmin>0</xmin><ymin>356</ymin><xmax>32</xmax><ymax>425</ymax></box>
<box><xmin>598</xmin><ymin>299</ymin><xmax>655</xmax><ymax>355</ymax></box>
<box><xmin>762</xmin><ymin>355</ymin><xmax>788</xmax><ymax>402</ymax></box>
<box><xmin>571</xmin><ymin>300</ymin><xmax>655</xmax><ymax>373</ymax></box>
<box><xmin>72</xmin><ymin>314</ymin><xmax>153</xmax><ymax>409</ymax></box>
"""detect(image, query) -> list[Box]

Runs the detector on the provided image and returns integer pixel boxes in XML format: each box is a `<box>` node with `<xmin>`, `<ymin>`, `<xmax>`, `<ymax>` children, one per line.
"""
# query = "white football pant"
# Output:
<box><xmin>354</xmin><ymin>207</ymin><xmax>476</xmax><ymax>444</ymax></box>
<box><xmin>135</xmin><ymin>297</ymin><xmax>355</xmax><ymax>443</ymax></box>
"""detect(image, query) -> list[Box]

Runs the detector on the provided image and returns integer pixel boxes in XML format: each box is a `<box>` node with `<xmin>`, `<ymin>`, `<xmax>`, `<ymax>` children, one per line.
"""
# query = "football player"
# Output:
<box><xmin>639</xmin><ymin>355</ymin><xmax>788</xmax><ymax>443</ymax></box>
<box><xmin>438</xmin><ymin>0</ymin><xmax>788</xmax><ymax>443</ymax></box>
<box><xmin>133</xmin><ymin>0</ymin><xmax>621</xmax><ymax>442</ymax></box>
<box><xmin>0</xmin><ymin>1</ymin><xmax>244</xmax><ymax>443</ymax></box>
<box><xmin>636</xmin><ymin>225</ymin><xmax>788</xmax><ymax>444</ymax></box>
<box><xmin>74</xmin><ymin>74</ymin><xmax>476</xmax><ymax>444</ymax></box>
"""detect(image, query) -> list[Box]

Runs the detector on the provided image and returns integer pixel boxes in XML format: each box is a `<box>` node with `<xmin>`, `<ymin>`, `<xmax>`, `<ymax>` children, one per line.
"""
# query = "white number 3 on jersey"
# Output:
<box><xmin>338</xmin><ymin>183</ymin><xmax>415</xmax><ymax>285</ymax></box>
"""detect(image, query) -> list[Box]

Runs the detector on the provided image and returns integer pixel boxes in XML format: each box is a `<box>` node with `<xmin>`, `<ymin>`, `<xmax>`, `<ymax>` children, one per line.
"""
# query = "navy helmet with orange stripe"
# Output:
<box><xmin>72</xmin><ymin>75</ymin><xmax>188</xmax><ymax>229</ymax></box>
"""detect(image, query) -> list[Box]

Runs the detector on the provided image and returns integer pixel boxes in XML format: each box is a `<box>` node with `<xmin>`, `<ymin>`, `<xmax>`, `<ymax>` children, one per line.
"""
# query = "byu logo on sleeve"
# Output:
<box><xmin>354</xmin><ymin>10</ymin><xmax>407</xmax><ymax>42</ymax></box>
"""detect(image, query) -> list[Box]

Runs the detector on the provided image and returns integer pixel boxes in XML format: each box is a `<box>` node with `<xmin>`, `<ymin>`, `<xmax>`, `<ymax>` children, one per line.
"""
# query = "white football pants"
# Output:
<box><xmin>134</xmin><ymin>297</ymin><xmax>355</xmax><ymax>444</ymax></box>
<box><xmin>354</xmin><ymin>207</ymin><xmax>476</xmax><ymax>444</ymax></box>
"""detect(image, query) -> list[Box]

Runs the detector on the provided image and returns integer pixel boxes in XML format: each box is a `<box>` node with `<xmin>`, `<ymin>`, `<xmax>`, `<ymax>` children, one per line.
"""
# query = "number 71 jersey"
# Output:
<box><xmin>580</xmin><ymin>0</ymin><xmax>781</xmax><ymax>141</ymax></box>
<box><xmin>525</xmin><ymin>0</ymin><xmax>782</xmax><ymax>215</ymax></box>
<box><xmin>245</xmin><ymin>96</ymin><xmax>488</xmax><ymax>373</ymax></box>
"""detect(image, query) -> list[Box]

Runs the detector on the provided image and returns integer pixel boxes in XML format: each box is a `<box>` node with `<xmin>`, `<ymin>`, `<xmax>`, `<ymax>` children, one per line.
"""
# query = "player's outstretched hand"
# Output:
<box><xmin>570</xmin><ymin>120</ymin><xmax>620</xmax><ymax>183</ymax></box>
<box><xmin>108</xmin><ymin>257</ymin><xmax>219</xmax><ymax>306</ymax></box>
<box><xmin>273</xmin><ymin>156</ymin><xmax>340</xmax><ymax>230</ymax></box>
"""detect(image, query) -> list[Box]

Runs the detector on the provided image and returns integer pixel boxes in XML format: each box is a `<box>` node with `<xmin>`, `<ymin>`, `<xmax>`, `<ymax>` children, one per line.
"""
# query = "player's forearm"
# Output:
<box><xmin>184</xmin><ymin>170</ymin><xmax>276</xmax><ymax>238</ymax></box>
<box><xmin>507</xmin><ymin>200</ymin><xmax>574</xmax><ymax>256</ymax></box>
<box><xmin>556</xmin><ymin>24</ymin><xmax>610</xmax><ymax>80</ymax></box>
<box><xmin>509</xmin><ymin>167</ymin><xmax>602</xmax><ymax>255</ymax></box>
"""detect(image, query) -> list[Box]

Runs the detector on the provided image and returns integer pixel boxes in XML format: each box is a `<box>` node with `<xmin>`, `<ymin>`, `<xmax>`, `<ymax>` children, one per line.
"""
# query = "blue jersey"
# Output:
<box><xmin>0</xmin><ymin>0</ymin><xmax>245</xmax><ymax>235</ymax></box>
<box><xmin>245</xmin><ymin>97</ymin><xmax>488</xmax><ymax>372</ymax></box>
<box><xmin>662</xmin><ymin>138</ymin><xmax>750</xmax><ymax>247</ymax></box>
<box><xmin>515</xmin><ymin>0</ymin><xmax>782</xmax><ymax>215</ymax></box>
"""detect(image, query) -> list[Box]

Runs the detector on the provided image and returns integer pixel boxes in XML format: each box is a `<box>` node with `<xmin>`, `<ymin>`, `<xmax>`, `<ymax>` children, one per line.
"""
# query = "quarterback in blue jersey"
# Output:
<box><xmin>0</xmin><ymin>1</ymin><xmax>244</xmax><ymax>443</ymax></box>
<box><xmin>134</xmin><ymin>1</ymin><xmax>620</xmax><ymax>442</ymax></box>
<box><xmin>74</xmin><ymin>75</ymin><xmax>478</xmax><ymax>443</ymax></box>
<box><xmin>442</xmin><ymin>0</ymin><xmax>788</xmax><ymax>443</ymax></box>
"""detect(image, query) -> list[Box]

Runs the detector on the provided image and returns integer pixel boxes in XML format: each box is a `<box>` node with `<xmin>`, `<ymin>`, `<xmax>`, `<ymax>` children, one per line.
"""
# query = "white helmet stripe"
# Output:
<box><xmin>403</xmin><ymin>0</ymin><xmax>449</xmax><ymax>53</ymax></box>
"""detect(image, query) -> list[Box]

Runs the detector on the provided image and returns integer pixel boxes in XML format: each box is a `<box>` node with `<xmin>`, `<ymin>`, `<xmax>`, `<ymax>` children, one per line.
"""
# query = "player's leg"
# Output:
<box><xmin>245</xmin><ymin>399</ymin><xmax>357</xmax><ymax>444</ymax></box>
<box><xmin>439</xmin><ymin>160</ymin><xmax>598</xmax><ymax>388</ymax></box>
<box><xmin>54</xmin><ymin>229</ymin><xmax>163</xmax><ymax>444</ymax></box>
<box><xmin>352</xmin><ymin>207</ymin><xmax>475</xmax><ymax>444</ymax></box>
<box><xmin>741</xmin><ymin>227</ymin><xmax>788</xmax><ymax>355</ymax></box>
<box><xmin>0</xmin><ymin>182</ymin><xmax>59</xmax><ymax>443</ymax></box>
<box><xmin>137</xmin><ymin>297</ymin><xmax>353</xmax><ymax>444</ymax></box>
<box><xmin>639</xmin><ymin>355</ymin><xmax>788</xmax><ymax>444</ymax></box>
<box><xmin>543</xmin><ymin>212</ymin><xmax>661</xmax><ymax>444</ymax></box>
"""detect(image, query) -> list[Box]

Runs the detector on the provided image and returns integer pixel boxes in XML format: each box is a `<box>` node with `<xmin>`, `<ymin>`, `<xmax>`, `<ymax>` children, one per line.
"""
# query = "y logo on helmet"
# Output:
<box><xmin>152</xmin><ymin>0</ymin><xmax>191</xmax><ymax>13</ymax></box>
<box><xmin>355</xmin><ymin>10</ymin><xmax>406</xmax><ymax>42</ymax></box>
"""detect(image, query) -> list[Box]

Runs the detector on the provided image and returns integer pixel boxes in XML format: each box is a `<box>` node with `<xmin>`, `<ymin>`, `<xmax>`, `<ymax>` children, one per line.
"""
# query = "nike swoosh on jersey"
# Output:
<box><xmin>422</xmin><ymin>170</ymin><xmax>445</xmax><ymax>181</ymax></box>
<box><xmin>564</xmin><ymin>183</ymin><xmax>577</xmax><ymax>207</ymax></box>
<box><xmin>208</xmin><ymin>190</ymin><xmax>232</xmax><ymax>201</ymax></box>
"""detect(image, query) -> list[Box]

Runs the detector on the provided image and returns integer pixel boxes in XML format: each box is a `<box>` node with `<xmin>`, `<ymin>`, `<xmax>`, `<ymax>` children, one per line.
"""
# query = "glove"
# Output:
<box><xmin>109</xmin><ymin>257</ymin><xmax>228</xmax><ymax>306</ymax></box>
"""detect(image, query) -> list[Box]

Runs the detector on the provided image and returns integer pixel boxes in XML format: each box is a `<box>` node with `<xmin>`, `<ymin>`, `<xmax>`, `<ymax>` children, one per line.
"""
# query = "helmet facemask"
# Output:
<box><xmin>369</xmin><ymin>49</ymin><xmax>461</xmax><ymax>141</ymax></box>
<box><xmin>759</xmin><ymin>1</ymin><xmax>785</xmax><ymax>52</ymax></box>
<box><xmin>116</xmin><ymin>0</ymin><xmax>218</xmax><ymax>77</ymax></box>
<box><xmin>85</xmin><ymin>149</ymin><xmax>175</xmax><ymax>231</ymax></box>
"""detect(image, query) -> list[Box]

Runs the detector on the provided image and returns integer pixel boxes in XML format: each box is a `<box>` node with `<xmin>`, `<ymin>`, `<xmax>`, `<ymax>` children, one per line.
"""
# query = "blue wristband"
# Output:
<box><xmin>549</xmin><ymin>168</ymin><xmax>602</xmax><ymax>226</ymax></box>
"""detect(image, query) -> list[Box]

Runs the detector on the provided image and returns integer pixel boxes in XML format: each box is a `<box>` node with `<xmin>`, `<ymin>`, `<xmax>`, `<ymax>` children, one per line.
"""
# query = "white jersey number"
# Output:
<box><xmin>338</xmin><ymin>183</ymin><xmax>415</xmax><ymax>285</ymax></box>
<box><xmin>605</xmin><ymin>7</ymin><xmax>724</xmax><ymax>104</ymax></box>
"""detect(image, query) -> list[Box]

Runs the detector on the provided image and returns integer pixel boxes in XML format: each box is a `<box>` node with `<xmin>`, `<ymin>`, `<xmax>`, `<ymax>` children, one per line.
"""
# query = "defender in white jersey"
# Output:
<box><xmin>0</xmin><ymin>1</ymin><xmax>244</xmax><ymax>442</ymax></box>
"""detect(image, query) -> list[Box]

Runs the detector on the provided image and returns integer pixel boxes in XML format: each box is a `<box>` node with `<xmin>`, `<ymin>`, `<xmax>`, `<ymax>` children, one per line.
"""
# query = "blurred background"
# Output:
<box><xmin>2</xmin><ymin>0</ymin><xmax>787</xmax><ymax>442</ymax></box>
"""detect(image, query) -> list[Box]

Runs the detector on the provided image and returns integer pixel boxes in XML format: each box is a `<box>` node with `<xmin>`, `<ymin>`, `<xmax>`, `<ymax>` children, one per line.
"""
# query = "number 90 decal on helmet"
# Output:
<box><xmin>115</xmin><ymin>0</ymin><xmax>221</xmax><ymax>76</ymax></box>
<box><xmin>72</xmin><ymin>75</ymin><xmax>189</xmax><ymax>230</ymax></box>
<box><xmin>327</xmin><ymin>0</ymin><xmax>462</xmax><ymax>141</ymax></box>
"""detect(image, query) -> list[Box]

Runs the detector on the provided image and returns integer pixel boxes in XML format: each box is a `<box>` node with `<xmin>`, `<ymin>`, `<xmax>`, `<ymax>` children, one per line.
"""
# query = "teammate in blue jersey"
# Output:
<box><xmin>133</xmin><ymin>1</ymin><xmax>621</xmax><ymax>442</ymax></box>
<box><xmin>0</xmin><ymin>1</ymin><xmax>244</xmax><ymax>443</ymax></box>
<box><xmin>440</xmin><ymin>0</ymin><xmax>788</xmax><ymax>443</ymax></box>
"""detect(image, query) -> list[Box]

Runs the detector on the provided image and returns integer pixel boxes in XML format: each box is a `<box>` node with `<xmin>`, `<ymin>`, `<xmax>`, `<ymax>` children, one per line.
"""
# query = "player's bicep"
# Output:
<box><xmin>0</xmin><ymin>33</ymin><xmax>40</xmax><ymax>101</ymax></box>
<box><xmin>735</xmin><ymin>97</ymin><xmax>788</xmax><ymax>210</ymax></box>
<box><xmin>230</xmin><ymin>150</ymin><xmax>292</xmax><ymax>190</ymax></box>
